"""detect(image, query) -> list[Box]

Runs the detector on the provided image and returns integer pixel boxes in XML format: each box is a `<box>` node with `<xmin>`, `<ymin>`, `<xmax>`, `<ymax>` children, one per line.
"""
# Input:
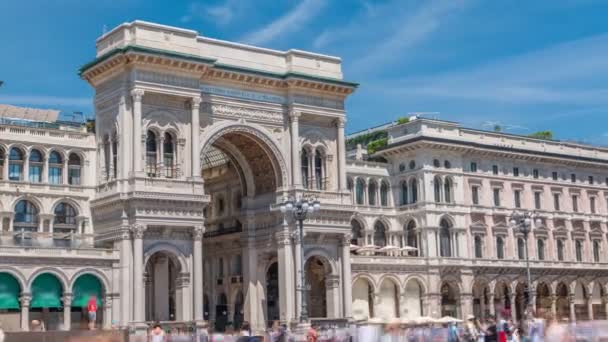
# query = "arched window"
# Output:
<box><xmin>496</xmin><ymin>236</ymin><xmax>505</xmax><ymax>259</ymax></box>
<box><xmin>14</xmin><ymin>200</ymin><xmax>38</xmax><ymax>231</ymax></box>
<box><xmin>401</xmin><ymin>181</ymin><xmax>408</xmax><ymax>205</ymax></box>
<box><xmin>356</xmin><ymin>178</ymin><xmax>365</xmax><ymax>205</ymax></box>
<box><xmin>368</xmin><ymin>180</ymin><xmax>377</xmax><ymax>206</ymax></box>
<box><xmin>48</xmin><ymin>151</ymin><xmax>63</xmax><ymax>184</ymax></box>
<box><xmin>409</xmin><ymin>160</ymin><xmax>416</xmax><ymax>170</ymax></box>
<box><xmin>380</xmin><ymin>181</ymin><xmax>389</xmax><ymax>207</ymax></box>
<box><xmin>163</xmin><ymin>132</ymin><xmax>176</xmax><ymax>178</ymax></box>
<box><xmin>517</xmin><ymin>238</ymin><xmax>525</xmax><ymax>260</ymax></box>
<box><xmin>301</xmin><ymin>149</ymin><xmax>309</xmax><ymax>189</ymax></box>
<box><xmin>444</xmin><ymin>177</ymin><xmax>453</xmax><ymax>203</ymax></box>
<box><xmin>405</xmin><ymin>221</ymin><xmax>418</xmax><ymax>256</ymax></box>
<box><xmin>399</xmin><ymin>163</ymin><xmax>406</xmax><ymax>172</ymax></box>
<box><xmin>557</xmin><ymin>239</ymin><xmax>565</xmax><ymax>261</ymax></box>
<box><xmin>537</xmin><ymin>239</ymin><xmax>545</xmax><ymax>260</ymax></box>
<box><xmin>0</xmin><ymin>147</ymin><xmax>4</xmax><ymax>180</ymax></box>
<box><xmin>433</xmin><ymin>159</ymin><xmax>440</xmax><ymax>168</ymax></box>
<box><xmin>54</xmin><ymin>203</ymin><xmax>77</xmax><ymax>226</ymax></box>
<box><xmin>314</xmin><ymin>148</ymin><xmax>324</xmax><ymax>190</ymax></box>
<box><xmin>347</xmin><ymin>177</ymin><xmax>354</xmax><ymax>201</ymax></box>
<box><xmin>575</xmin><ymin>240</ymin><xmax>583</xmax><ymax>262</ymax></box>
<box><xmin>373</xmin><ymin>221</ymin><xmax>387</xmax><ymax>247</ymax></box>
<box><xmin>68</xmin><ymin>153</ymin><xmax>81</xmax><ymax>185</ymax></box>
<box><xmin>8</xmin><ymin>148</ymin><xmax>24</xmax><ymax>181</ymax></box>
<box><xmin>593</xmin><ymin>241</ymin><xmax>600</xmax><ymax>262</ymax></box>
<box><xmin>444</xmin><ymin>160</ymin><xmax>451</xmax><ymax>169</ymax></box>
<box><xmin>146</xmin><ymin>131</ymin><xmax>158</xmax><ymax>177</ymax></box>
<box><xmin>29</xmin><ymin>149</ymin><xmax>43</xmax><ymax>183</ymax></box>
<box><xmin>351</xmin><ymin>220</ymin><xmax>363</xmax><ymax>245</ymax></box>
<box><xmin>434</xmin><ymin>176</ymin><xmax>442</xmax><ymax>203</ymax></box>
<box><xmin>474</xmin><ymin>236</ymin><xmax>483</xmax><ymax>258</ymax></box>
<box><xmin>439</xmin><ymin>219</ymin><xmax>452</xmax><ymax>257</ymax></box>
<box><xmin>409</xmin><ymin>178</ymin><xmax>418</xmax><ymax>203</ymax></box>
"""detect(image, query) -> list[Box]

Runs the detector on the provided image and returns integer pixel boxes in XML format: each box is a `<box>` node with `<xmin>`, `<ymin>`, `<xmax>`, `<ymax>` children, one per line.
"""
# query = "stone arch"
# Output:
<box><xmin>304</xmin><ymin>248</ymin><xmax>337</xmax><ymax>275</ymax></box>
<box><xmin>69</xmin><ymin>268</ymin><xmax>110</xmax><ymax>294</ymax></box>
<box><xmin>26</xmin><ymin>268</ymin><xmax>69</xmax><ymax>293</ymax></box>
<box><xmin>352</xmin><ymin>275</ymin><xmax>376</xmax><ymax>320</ymax></box>
<box><xmin>0</xmin><ymin>267</ymin><xmax>27</xmax><ymax>292</ymax></box>
<box><xmin>377</xmin><ymin>276</ymin><xmax>401</xmax><ymax>319</ymax></box>
<box><xmin>199</xmin><ymin>121</ymin><xmax>289</xmax><ymax>189</ymax></box>
<box><xmin>403</xmin><ymin>276</ymin><xmax>425</xmax><ymax>318</ymax></box>
<box><xmin>143</xmin><ymin>242</ymin><xmax>189</xmax><ymax>271</ymax></box>
<box><xmin>352</xmin><ymin>274</ymin><xmax>377</xmax><ymax>291</ymax></box>
<box><xmin>378</xmin><ymin>274</ymin><xmax>403</xmax><ymax>291</ymax></box>
<box><xmin>404</xmin><ymin>275</ymin><xmax>428</xmax><ymax>295</ymax></box>
<box><xmin>50</xmin><ymin>197</ymin><xmax>82</xmax><ymax>215</ymax></box>
<box><xmin>11</xmin><ymin>195</ymin><xmax>44</xmax><ymax>214</ymax></box>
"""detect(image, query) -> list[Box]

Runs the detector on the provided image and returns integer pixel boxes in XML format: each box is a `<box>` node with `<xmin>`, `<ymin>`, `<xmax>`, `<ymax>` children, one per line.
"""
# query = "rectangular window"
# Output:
<box><xmin>534</xmin><ymin>192</ymin><xmax>542</xmax><ymax>210</ymax></box>
<box><xmin>472</xmin><ymin>186</ymin><xmax>479</xmax><ymax>205</ymax></box>
<box><xmin>29</xmin><ymin>165</ymin><xmax>42</xmax><ymax>183</ymax></box>
<box><xmin>552</xmin><ymin>172</ymin><xmax>558</xmax><ymax>181</ymax></box>
<box><xmin>554</xmin><ymin>193</ymin><xmax>560</xmax><ymax>211</ymax></box>
<box><xmin>533</xmin><ymin>169</ymin><xmax>539</xmax><ymax>179</ymax></box>
<box><xmin>514</xmin><ymin>190</ymin><xmax>521</xmax><ymax>208</ymax></box>
<box><xmin>493</xmin><ymin>188</ymin><xmax>501</xmax><ymax>207</ymax></box>
<box><xmin>589</xmin><ymin>175</ymin><xmax>594</xmax><ymax>185</ymax></box>
<box><xmin>590</xmin><ymin>197</ymin><xmax>596</xmax><ymax>214</ymax></box>
<box><xmin>49</xmin><ymin>167</ymin><xmax>62</xmax><ymax>185</ymax></box>
<box><xmin>572</xmin><ymin>195</ymin><xmax>578</xmax><ymax>212</ymax></box>
<box><xmin>492</xmin><ymin>165</ymin><xmax>498</xmax><ymax>175</ymax></box>
<box><xmin>9</xmin><ymin>164</ymin><xmax>22</xmax><ymax>181</ymax></box>
<box><xmin>513</xmin><ymin>167</ymin><xmax>519</xmax><ymax>177</ymax></box>
<box><xmin>68</xmin><ymin>168</ymin><xmax>81</xmax><ymax>185</ymax></box>
<box><xmin>470</xmin><ymin>162</ymin><xmax>477</xmax><ymax>172</ymax></box>
<box><xmin>571</xmin><ymin>173</ymin><xmax>576</xmax><ymax>183</ymax></box>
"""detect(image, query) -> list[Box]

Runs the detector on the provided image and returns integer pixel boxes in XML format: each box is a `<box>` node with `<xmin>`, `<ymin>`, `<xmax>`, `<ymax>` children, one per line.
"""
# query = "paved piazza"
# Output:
<box><xmin>0</xmin><ymin>20</ymin><xmax>607</xmax><ymax>333</ymax></box>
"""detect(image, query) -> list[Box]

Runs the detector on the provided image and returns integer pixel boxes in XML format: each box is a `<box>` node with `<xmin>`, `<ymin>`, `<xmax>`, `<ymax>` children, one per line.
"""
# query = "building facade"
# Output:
<box><xmin>0</xmin><ymin>20</ymin><xmax>607</xmax><ymax>333</ymax></box>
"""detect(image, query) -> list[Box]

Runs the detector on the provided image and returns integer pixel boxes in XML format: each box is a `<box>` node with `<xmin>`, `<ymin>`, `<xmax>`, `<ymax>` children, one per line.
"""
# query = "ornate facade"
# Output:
<box><xmin>0</xmin><ymin>20</ymin><xmax>606</xmax><ymax>334</ymax></box>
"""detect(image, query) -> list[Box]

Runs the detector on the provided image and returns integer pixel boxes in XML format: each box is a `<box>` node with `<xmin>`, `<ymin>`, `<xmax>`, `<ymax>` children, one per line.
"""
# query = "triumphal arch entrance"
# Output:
<box><xmin>81</xmin><ymin>21</ymin><xmax>357</xmax><ymax>333</ymax></box>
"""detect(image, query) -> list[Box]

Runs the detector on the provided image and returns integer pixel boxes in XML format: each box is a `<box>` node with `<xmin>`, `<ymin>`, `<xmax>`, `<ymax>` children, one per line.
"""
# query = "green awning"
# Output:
<box><xmin>72</xmin><ymin>274</ymin><xmax>102</xmax><ymax>307</ymax></box>
<box><xmin>0</xmin><ymin>273</ymin><xmax>21</xmax><ymax>309</ymax></box>
<box><xmin>31</xmin><ymin>273</ymin><xmax>63</xmax><ymax>308</ymax></box>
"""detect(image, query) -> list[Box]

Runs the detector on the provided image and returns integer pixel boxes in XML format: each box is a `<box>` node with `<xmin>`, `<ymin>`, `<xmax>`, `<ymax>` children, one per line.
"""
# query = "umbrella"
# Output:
<box><xmin>414</xmin><ymin>316</ymin><xmax>434</xmax><ymax>325</ymax></box>
<box><xmin>378</xmin><ymin>245</ymin><xmax>400</xmax><ymax>252</ymax></box>
<box><xmin>350</xmin><ymin>244</ymin><xmax>360</xmax><ymax>252</ymax></box>
<box><xmin>400</xmin><ymin>246</ymin><xmax>418</xmax><ymax>252</ymax></box>
<box><xmin>435</xmin><ymin>316</ymin><xmax>462</xmax><ymax>324</ymax></box>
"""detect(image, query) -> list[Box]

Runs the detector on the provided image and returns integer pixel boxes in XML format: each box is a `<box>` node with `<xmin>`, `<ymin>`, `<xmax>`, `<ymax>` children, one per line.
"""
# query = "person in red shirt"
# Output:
<box><xmin>87</xmin><ymin>296</ymin><xmax>97</xmax><ymax>330</ymax></box>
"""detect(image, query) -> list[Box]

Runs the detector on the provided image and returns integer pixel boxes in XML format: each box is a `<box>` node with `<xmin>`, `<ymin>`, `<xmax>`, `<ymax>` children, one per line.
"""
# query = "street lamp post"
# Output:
<box><xmin>509</xmin><ymin>211</ymin><xmax>542</xmax><ymax>311</ymax></box>
<box><xmin>280</xmin><ymin>197</ymin><xmax>321</xmax><ymax>323</ymax></box>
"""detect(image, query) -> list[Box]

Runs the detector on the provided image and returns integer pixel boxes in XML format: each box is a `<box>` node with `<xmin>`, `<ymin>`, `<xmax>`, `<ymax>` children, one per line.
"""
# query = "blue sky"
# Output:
<box><xmin>1</xmin><ymin>0</ymin><xmax>608</xmax><ymax>144</ymax></box>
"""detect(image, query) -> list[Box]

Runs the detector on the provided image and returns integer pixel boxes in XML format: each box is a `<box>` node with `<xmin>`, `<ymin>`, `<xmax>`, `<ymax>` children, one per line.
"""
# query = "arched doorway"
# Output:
<box><xmin>404</xmin><ymin>279</ymin><xmax>423</xmax><ymax>318</ymax></box>
<box><xmin>0</xmin><ymin>273</ymin><xmax>21</xmax><ymax>331</ymax></box>
<box><xmin>441</xmin><ymin>282</ymin><xmax>460</xmax><ymax>318</ymax></box>
<box><xmin>30</xmin><ymin>273</ymin><xmax>64</xmax><ymax>331</ymax></box>
<box><xmin>352</xmin><ymin>278</ymin><xmax>374</xmax><ymax>320</ymax></box>
<box><xmin>592</xmin><ymin>284</ymin><xmax>605</xmax><ymax>320</ymax></box>
<box><xmin>265</xmin><ymin>262</ymin><xmax>279</xmax><ymax>323</ymax></box>
<box><xmin>536</xmin><ymin>282</ymin><xmax>551</xmax><ymax>315</ymax></box>
<box><xmin>144</xmin><ymin>251</ymin><xmax>182</xmax><ymax>322</ymax></box>
<box><xmin>514</xmin><ymin>282</ymin><xmax>527</xmax><ymax>320</ymax></box>
<box><xmin>472</xmin><ymin>280</ymin><xmax>489</xmax><ymax>319</ymax></box>
<box><xmin>71</xmin><ymin>274</ymin><xmax>104</xmax><ymax>330</ymax></box>
<box><xmin>233</xmin><ymin>291</ymin><xmax>244</xmax><ymax>330</ymax></box>
<box><xmin>574</xmin><ymin>282</ymin><xmax>589</xmax><ymax>320</ymax></box>
<box><xmin>305</xmin><ymin>256</ymin><xmax>328</xmax><ymax>318</ymax></box>
<box><xmin>215</xmin><ymin>293</ymin><xmax>228</xmax><ymax>332</ymax></box>
<box><xmin>377</xmin><ymin>279</ymin><xmax>399</xmax><ymax>320</ymax></box>
<box><xmin>494</xmin><ymin>281</ymin><xmax>511</xmax><ymax>318</ymax></box>
<box><xmin>555</xmin><ymin>282</ymin><xmax>570</xmax><ymax>320</ymax></box>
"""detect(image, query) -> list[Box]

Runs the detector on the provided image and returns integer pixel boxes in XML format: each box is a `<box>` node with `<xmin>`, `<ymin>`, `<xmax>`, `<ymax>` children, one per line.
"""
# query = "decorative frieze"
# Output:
<box><xmin>201</xmin><ymin>102</ymin><xmax>283</xmax><ymax>124</ymax></box>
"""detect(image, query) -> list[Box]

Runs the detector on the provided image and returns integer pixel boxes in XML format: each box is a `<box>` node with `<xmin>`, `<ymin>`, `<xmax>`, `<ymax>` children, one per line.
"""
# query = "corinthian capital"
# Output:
<box><xmin>335</xmin><ymin>117</ymin><xmax>346</xmax><ymax>128</ymax></box>
<box><xmin>191</xmin><ymin>97</ymin><xmax>202</xmax><ymax>109</ymax></box>
<box><xmin>131</xmin><ymin>89</ymin><xmax>145</xmax><ymax>102</ymax></box>
<box><xmin>131</xmin><ymin>223</ymin><xmax>147</xmax><ymax>239</ymax></box>
<box><xmin>289</xmin><ymin>110</ymin><xmax>301</xmax><ymax>120</ymax></box>
<box><xmin>193</xmin><ymin>225</ymin><xmax>205</xmax><ymax>241</ymax></box>
<box><xmin>342</xmin><ymin>233</ymin><xmax>353</xmax><ymax>246</ymax></box>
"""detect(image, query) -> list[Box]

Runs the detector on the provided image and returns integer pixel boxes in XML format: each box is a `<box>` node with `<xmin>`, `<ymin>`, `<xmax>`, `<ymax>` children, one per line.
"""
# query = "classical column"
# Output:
<box><xmin>569</xmin><ymin>294</ymin><xmax>576</xmax><ymax>322</ymax></box>
<box><xmin>461</xmin><ymin>293</ymin><xmax>474</xmax><ymax>319</ymax></box>
<box><xmin>551</xmin><ymin>295</ymin><xmax>557</xmax><ymax>317</ymax></box>
<box><xmin>62</xmin><ymin>293</ymin><xmax>72</xmax><ymax>331</ymax></box>
<box><xmin>42</xmin><ymin>155</ymin><xmax>49</xmax><ymax>183</ymax></box>
<box><xmin>158</xmin><ymin>135</ymin><xmax>165</xmax><ymax>177</ymax></box>
<box><xmin>510</xmin><ymin>294</ymin><xmax>517</xmax><ymax>321</ymax></box>
<box><xmin>603</xmin><ymin>294</ymin><xmax>608</xmax><ymax>320</ymax></box>
<box><xmin>243</xmin><ymin>235</ymin><xmax>261</xmax><ymax>332</ymax></box>
<box><xmin>341</xmin><ymin>234</ymin><xmax>353</xmax><ymax>319</ymax></box>
<box><xmin>108</xmin><ymin>136</ymin><xmax>115</xmax><ymax>180</ymax></box>
<box><xmin>132</xmin><ymin>224</ymin><xmax>146</xmax><ymax>323</ymax></box>
<box><xmin>289</xmin><ymin>110</ymin><xmax>301</xmax><ymax>187</ymax></box>
<box><xmin>131</xmin><ymin>89</ymin><xmax>144</xmax><ymax>175</ymax></box>
<box><xmin>120</xmin><ymin>230</ymin><xmax>132</xmax><ymax>326</ymax></box>
<box><xmin>276</xmin><ymin>229</ymin><xmax>295</xmax><ymax>323</ymax></box>
<box><xmin>588</xmin><ymin>297</ymin><xmax>594</xmax><ymax>320</ymax></box>
<box><xmin>103</xmin><ymin>295</ymin><xmax>112</xmax><ymax>329</ymax></box>
<box><xmin>20</xmin><ymin>293</ymin><xmax>30</xmax><ymax>331</ymax></box>
<box><xmin>193</xmin><ymin>225</ymin><xmax>205</xmax><ymax>322</ymax></box>
<box><xmin>62</xmin><ymin>155</ymin><xmax>68</xmax><ymax>184</ymax></box>
<box><xmin>294</xmin><ymin>231</ymin><xmax>303</xmax><ymax>320</ymax></box>
<box><xmin>487</xmin><ymin>292</ymin><xmax>494</xmax><ymax>318</ymax></box>
<box><xmin>335</xmin><ymin>117</ymin><xmax>347</xmax><ymax>192</ymax></box>
<box><xmin>191</xmin><ymin>97</ymin><xmax>201</xmax><ymax>179</ymax></box>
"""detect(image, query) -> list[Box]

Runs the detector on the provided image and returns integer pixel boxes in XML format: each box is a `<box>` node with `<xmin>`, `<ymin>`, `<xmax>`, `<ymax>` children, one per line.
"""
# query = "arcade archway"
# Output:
<box><xmin>144</xmin><ymin>251</ymin><xmax>183</xmax><ymax>322</ymax></box>
<box><xmin>305</xmin><ymin>256</ymin><xmax>330</xmax><ymax>318</ymax></box>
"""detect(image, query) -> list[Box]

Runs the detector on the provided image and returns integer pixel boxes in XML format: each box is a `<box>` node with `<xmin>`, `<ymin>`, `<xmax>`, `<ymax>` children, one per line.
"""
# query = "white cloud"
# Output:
<box><xmin>181</xmin><ymin>1</ymin><xmax>240</xmax><ymax>25</ymax></box>
<box><xmin>0</xmin><ymin>94</ymin><xmax>91</xmax><ymax>108</ymax></box>
<box><xmin>387</xmin><ymin>33</ymin><xmax>608</xmax><ymax>105</ymax></box>
<box><xmin>240</xmin><ymin>0</ymin><xmax>326</xmax><ymax>46</ymax></box>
